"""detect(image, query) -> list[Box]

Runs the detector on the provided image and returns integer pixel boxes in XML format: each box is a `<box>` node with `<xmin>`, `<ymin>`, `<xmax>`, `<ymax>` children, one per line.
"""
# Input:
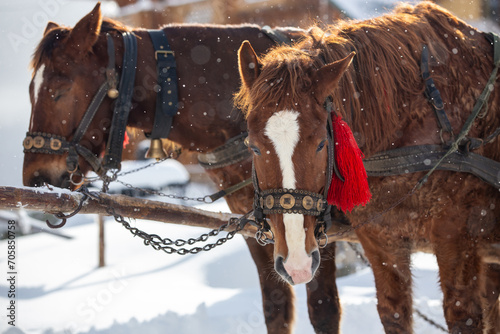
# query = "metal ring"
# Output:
<box><xmin>70</xmin><ymin>171</ymin><xmax>85</xmax><ymax>187</ymax></box>
<box><xmin>317</xmin><ymin>231</ymin><xmax>328</xmax><ymax>248</ymax></box>
<box><xmin>255</xmin><ymin>230</ymin><xmax>267</xmax><ymax>246</ymax></box>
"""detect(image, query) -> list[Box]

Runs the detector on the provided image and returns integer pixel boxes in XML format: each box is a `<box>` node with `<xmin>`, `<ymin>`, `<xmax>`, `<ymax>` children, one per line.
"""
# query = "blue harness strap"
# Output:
<box><xmin>147</xmin><ymin>30</ymin><xmax>179</xmax><ymax>139</ymax></box>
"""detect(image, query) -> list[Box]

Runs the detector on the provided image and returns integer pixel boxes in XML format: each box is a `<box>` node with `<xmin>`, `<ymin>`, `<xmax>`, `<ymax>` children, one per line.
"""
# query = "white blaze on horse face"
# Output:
<box><xmin>31</xmin><ymin>64</ymin><xmax>46</xmax><ymax>131</ymax></box>
<box><xmin>264</xmin><ymin>110</ymin><xmax>312</xmax><ymax>284</ymax></box>
<box><xmin>264</xmin><ymin>110</ymin><xmax>300</xmax><ymax>189</ymax></box>
<box><xmin>33</xmin><ymin>64</ymin><xmax>45</xmax><ymax>106</ymax></box>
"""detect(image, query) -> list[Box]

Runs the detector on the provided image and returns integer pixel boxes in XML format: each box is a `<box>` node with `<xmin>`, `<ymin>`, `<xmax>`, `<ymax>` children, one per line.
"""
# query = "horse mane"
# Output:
<box><xmin>236</xmin><ymin>1</ymin><xmax>487</xmax><ymax>154</ymax></box>
<box><xmin>30</xmin><ymin>18</ymin><xmax>131</xmax><ymax>72</ymax></box>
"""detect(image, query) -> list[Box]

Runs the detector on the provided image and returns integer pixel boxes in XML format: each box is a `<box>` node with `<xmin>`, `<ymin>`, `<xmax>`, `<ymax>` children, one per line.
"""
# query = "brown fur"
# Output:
<box><xmin>22</xmin><ymin>5</ymin><xmax>341</xmax><ymax>334</ymax></box>
<box><xmin>238</xmin><ymin>2</ymin><xmax>500</xmax><ymax>333</ymax></box>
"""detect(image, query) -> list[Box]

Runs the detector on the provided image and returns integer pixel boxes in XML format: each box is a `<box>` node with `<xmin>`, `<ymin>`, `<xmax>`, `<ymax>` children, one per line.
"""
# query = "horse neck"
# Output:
<box><xmin>128</xmin><ymin>25</ymin><xmax>277</xmax><ymax>153</ymax></box>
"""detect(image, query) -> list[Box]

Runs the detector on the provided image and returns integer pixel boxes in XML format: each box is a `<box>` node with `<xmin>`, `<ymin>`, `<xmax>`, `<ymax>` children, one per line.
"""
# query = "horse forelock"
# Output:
<box><xmin>31</xmin><ymin>27</ymin><xmax>70</xmax><ymax>73</ymax></box>
<box><xmin>236</xmin><ymin>46</ymin><xmax>319</xmax><ymax>121</ymax></box>
<box><xmin>30</xmin><ymin>18</ymin><xmax>131</xmax><ymax>73</ymax></box>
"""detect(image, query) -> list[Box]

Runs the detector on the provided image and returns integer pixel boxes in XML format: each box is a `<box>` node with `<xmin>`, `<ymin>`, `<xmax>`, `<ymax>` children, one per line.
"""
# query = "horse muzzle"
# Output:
<box><xmin>275</xmin><ymin>249</ymin><xmax>320</xmax><ymax>285</ymax></box>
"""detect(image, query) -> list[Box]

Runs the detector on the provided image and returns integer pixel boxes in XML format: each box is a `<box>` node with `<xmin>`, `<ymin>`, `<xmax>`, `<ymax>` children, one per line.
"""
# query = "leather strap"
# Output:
<box><xmin>364</xmin><ymin>144</ymin><xmax>500</xmax><ymax>189</ymax></box>
<box><xmin>421</xmin><ymin>44</ymin><xmax>453</xmax><ymax>137</ymax></box>
<box><xmin>103</xmin><ymin>31</ymin><xmax>138</xmax><ymax>170</ymax></box>
<box><xmin>197</xmin><ymin>133</ymin><xmax>251</xmax><ymax>169</ymax></box>
<box><xmin>147</xmin><ymin>30</ymin><xmax>178</xmax><ymax>140</ymax></box>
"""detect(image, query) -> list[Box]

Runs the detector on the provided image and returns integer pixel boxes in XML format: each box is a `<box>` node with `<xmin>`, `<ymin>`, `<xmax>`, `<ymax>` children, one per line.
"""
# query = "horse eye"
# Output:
<box><xmin>250</xmin><ymin>146</ymin><xmax>261</xmax><ymax>156</ymax></box>
<box><xmin>316</xmin><ymin>139</ymin><xmax>327</xmax><ymax>152</ymax></box>
<box><xmin>52</xmin><ymin>88</ymin><xmax>69</xmax><ymax>102</ymax></box>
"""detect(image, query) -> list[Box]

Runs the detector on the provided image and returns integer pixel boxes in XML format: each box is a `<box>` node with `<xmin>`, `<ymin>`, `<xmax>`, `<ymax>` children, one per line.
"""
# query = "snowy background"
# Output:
<box><xmin>0</xmin><ymin>0</ymin><xmax>496</xmax><ymax>333</ymax></box>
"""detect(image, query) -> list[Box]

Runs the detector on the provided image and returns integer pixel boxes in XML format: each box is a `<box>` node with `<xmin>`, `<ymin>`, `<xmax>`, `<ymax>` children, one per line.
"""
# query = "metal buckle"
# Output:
<box><xmin>155</xmin><ymin>50</ymin><xmax>174</xmax><ymax>60</ymax></box>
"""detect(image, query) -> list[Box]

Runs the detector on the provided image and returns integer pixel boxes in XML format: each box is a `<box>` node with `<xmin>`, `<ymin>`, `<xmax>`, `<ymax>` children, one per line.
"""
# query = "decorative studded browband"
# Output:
<box><xmin>255</xmin><ymin>188</ymin><xmax>327</xmax><ymax>216</ymax></box>
<box><xmin>23</xmin><ymin>131</ymin><xmax>102</xmax><ymax>173</ymax></box>
<box><xmin>23</xmin><ymin>132</ymin><xmax>65</xmax><ymax>153</ymax></box>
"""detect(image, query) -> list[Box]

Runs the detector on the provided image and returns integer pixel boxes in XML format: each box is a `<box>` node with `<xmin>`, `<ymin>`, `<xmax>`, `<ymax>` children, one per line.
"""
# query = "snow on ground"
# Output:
<box><xmin>0</xmin><ymin>178</ymin><xmax>446</xmax><ymax>334</ymax></box>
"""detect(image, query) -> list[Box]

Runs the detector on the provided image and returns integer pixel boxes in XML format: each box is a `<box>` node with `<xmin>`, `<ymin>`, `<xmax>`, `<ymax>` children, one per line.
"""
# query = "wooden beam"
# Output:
<box><xmin>0</xmin><ymin>186</ymin><xmax>358</xmax><ymax>242</ymax></box>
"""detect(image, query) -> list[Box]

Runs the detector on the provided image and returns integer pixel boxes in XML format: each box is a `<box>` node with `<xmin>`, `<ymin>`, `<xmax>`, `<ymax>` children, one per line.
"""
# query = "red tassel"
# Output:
<box><xmin>123</xmin><ymin>131</ymin><xmax>130</xmax><ymax>149</ymax></box>
<box><xmin>327</xmin><ymin>114</ymin><xmax>371</xmax><ymax>212</ymax></box>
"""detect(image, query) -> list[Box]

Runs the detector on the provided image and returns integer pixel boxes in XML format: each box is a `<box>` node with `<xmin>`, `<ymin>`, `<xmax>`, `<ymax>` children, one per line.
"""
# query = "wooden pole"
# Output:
<box><xmin>0</xmin><ymin>186</ymin><xmax>255</xmax><ymax>237</ymax></box>
<box><xmin>98</xmin><ymin>214</ymin><xmax>105</xmax><ymax>267</ymax></box>
<box><xmin>0</xmin><ymin>186</ymin><xmax>358</xmax><ymax>242</ymax></box>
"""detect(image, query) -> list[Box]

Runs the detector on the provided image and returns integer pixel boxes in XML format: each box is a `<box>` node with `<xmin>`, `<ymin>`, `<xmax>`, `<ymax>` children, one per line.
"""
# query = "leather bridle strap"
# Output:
<box><xmin>66</xmin><ymin>34</ymin><xmax>117</xmax><ymax>174</ymax></box>
<box><xmin>421</xmin><ymin>44</ymin><xmax>453</xmax><ymax>139</ymax></box>
<box><xmin>197</xmin><ymin>133</ymin><xmax>251</xmax><ymax>169</ymax></box>
<box><xmin>103</xmin><ymin>31</ymin><xmax>138</xmax><ymax>170</ymax></box>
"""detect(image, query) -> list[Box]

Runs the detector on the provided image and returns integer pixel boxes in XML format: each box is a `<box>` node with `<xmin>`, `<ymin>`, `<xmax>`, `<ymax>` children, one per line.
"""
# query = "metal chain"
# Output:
<box><xmin>114</xmin><ymin>178</ymin><xmax>213</xmax><ymax>203</ymax></box>
<box><xmin>88</xmin><ymin>184</ymin><xmax>247</xmax><ymax>255</ymax></box>
<box><xmin>115</xmin><ymin>158</ymin><xmax>170</xmax><ymax>177</ymax></box>
<box><xmin>83</xmin><ymin>158</ymin><xmax>213</xmax><ymax>203</ymax></box>
<box><xmin>414</xmin><ymin>310</ymin><xmax>447</xmax><ymax>332</ymax></box>
<box><xmin>347</xmin><ymin>242</ymin><xmax>370</xmax><ymax>267</ymax></box>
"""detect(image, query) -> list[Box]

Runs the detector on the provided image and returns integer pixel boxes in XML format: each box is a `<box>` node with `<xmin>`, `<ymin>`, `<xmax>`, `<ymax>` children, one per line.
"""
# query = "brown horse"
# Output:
<box><xmin>237</xmin><ymin>2</ymin><xmax>500</xmax><ymax>333</ymax></box>
<box><xmin>22</xmin><ymin>4</ymin><xmax>343</xmax><ymax>333</ymax></box>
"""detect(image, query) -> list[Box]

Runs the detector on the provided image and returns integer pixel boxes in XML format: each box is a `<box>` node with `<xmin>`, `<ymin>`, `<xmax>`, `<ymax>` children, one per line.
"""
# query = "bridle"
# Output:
<box><xmin>23</xmin><ymin>32</ymin><xmax>137</xmax><ymax>184</ymax></box>
<box><xmin>251</xmin><ymin>101</ymin><xmax>342</xmax><ymax>246</ymax></box>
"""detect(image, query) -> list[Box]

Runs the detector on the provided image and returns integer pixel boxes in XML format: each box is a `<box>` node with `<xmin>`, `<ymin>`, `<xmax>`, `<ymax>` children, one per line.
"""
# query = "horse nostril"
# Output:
<box><xmin>311</xmin><ymin>250</ymin><xmax>321</xmax><ymax>274</ymax></box>
<box><xmin>59</xmin><ymin>172</ymin><xmax>71</xmax><ymax>189</ymax></box>
<box><xmin>29</xmin><ymin>174</ymin><xmax>49</xmax><ymax>187</ymax></box>
<box><xmin>275</xmin><ymin>256</ymin><xmax>294</xmax><ymax>285</ymax></box>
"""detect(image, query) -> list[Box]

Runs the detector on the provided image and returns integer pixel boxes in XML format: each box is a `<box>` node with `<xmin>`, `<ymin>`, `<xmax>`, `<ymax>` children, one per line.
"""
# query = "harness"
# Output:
<box><xmin>365</xmin><ymin>32</ymin><xmax>500</xmax><ymax>189</ymax></box>
<box><xmin>23</xmin><ymin>30</ymin><xmax>175</xmax><ymax>182</ymax></box>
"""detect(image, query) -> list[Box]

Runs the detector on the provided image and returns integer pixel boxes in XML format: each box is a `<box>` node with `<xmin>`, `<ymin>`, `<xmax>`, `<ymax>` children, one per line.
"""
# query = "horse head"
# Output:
<box><xmin>237</xmin><ymin>40</ymin><xmax>354</xmax><ymax>284</ymax></box>
<box><xmin>23</xmin><ymin>3</ymin><xmax>131</xmax><ymax>189</ymax></box>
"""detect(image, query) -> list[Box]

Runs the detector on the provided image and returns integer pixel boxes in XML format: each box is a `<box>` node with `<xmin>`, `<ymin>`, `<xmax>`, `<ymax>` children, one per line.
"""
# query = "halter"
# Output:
<box><xmin>23</xmin><ymin>32</ymin><xmax>138</xmax><ymax>182</ymax></box>
<box><xmin>251</xmin><ymin>109</ymin><xmax>341</xmax><ymax>245</ymax></box>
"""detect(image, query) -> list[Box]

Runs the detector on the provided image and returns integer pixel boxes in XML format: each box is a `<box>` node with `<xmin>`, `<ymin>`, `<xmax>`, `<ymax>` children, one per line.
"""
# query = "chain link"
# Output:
<box><xmin>83</xmin><ymin>159</ymin><xmax>213</xmax><ymax>203</ymax></box>
<box><xmin>104</xmin><ymin>203</ymin><xmax>244</xmax><ymax>255</ymax></box>
<box><xmin>114</xmin><ymin>178</ymin><xmax>212</xmax><ymax>203</ymax></box>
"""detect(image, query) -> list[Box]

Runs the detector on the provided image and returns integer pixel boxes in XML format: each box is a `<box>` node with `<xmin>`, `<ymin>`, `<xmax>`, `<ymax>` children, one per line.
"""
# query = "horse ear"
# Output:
<box><xmin>238</xmin><ymin>41</ymin><xmax>262</xmax><ymax>89</ymax></box>
<box><xmin>313</xmin><ymin>52</ymin><xmax>355</xmax><ymax>101</ymax></box>
<box><xmin>44</xmin><ymin>21</ymin><xmax>60</xmax><ymax>35</ymax></box>
<box><xmin>65</xmin><ymin>2</ymin><xmax>102</xmax><ymax>58</ymax></box>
